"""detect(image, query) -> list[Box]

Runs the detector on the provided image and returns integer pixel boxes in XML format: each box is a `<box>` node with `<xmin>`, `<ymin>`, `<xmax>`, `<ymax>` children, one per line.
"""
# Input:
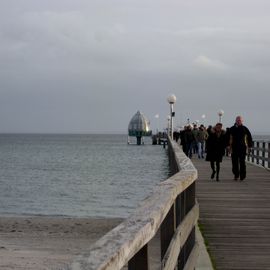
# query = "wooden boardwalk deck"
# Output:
<box><xmin>193</xmin><ymin>157</ymin><xmax>270</xmax><ymax>270</ymax></box>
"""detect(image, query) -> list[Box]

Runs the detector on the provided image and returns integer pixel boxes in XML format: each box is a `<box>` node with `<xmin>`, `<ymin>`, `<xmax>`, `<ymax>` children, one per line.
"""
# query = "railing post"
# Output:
<box><xmin>186</xmin><ymin>182</ymin><xmax>196</xmax><ymax>211</ymax></box>
<box><xmin>176</xmin><ymin>191</ymin><xmax>186</xmax><ymax>226</ymax></box>
<box><xmin>177</xmin><ymin>182</ymin><xmax>196</xmax><ymax>270</ymax></box>
<box><xmin>251</xmin><ymin>141</ymin><xmax>255</xmax><ymax>163</ymax></box>
<box><xmin>247</xmin><ymin>141</ymin><xmax>251</xmax><ymax>162</ymax></box>
<box><xmin>185</xmin><ymin>182</ymin><xmax>196</xmax><ymax>267</ymax></box>
<box><xmin>256</xmin><ymin>141</ymin><xmax>260</xmax><ymax>165</ymax></box>
<box><xmin>262</xmin><ymin>142</ymin><xmax>266</xmax><ymax>168</ymax></box>
<box><xmin>176</xmin><ymin>191</ymin><xmax>186</xmax><ymax>270</ymax></box>
<box><xmin>161</xmin><ymin>204</ymin><xmax>176</xmax><ymax>261</ymax></box>
<box><xmin>128</xmin><ymin>244</ymin><xmax>149</xmax><ymax>270</ymax></box>
<box><xmin>268</xmin><ymin>142</ymin><xmax>270</xmax><ymax>169</ymax></box>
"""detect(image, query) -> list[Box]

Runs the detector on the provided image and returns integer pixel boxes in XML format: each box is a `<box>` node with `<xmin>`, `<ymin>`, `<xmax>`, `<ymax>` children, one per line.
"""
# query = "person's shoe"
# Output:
<box><xmin>211</xmin><ymin>171</ymin><xmax>216</xmax><ymax>179</ymax></box>
<box><xmin>240</xmin><ymin>176</ymin><xmax>246</xmax><ymax>181</ymax></box>
<box><xmin>216</xmin><ymin>176</ymin><xmax>219</xmax><ymax>181</ymax></box>
<box><xmin>234</xmin><ymin>176</ymin><xmax>239</xmax><ymax>181</ymax></box>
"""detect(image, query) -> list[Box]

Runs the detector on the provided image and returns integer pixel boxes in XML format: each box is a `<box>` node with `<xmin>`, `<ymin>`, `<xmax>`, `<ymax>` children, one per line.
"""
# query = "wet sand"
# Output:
<box><xmin>0</xmin><ymin>216</ymin><xmax>123</xmax><ymax>270</ymax></box>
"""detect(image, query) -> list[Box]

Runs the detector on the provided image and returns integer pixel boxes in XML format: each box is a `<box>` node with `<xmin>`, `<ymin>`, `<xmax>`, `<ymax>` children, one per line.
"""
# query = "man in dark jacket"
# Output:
<box><xmin>228</xmin><ymin>116</ymin><xmax>253</xmax><ymax>181</ymax></box>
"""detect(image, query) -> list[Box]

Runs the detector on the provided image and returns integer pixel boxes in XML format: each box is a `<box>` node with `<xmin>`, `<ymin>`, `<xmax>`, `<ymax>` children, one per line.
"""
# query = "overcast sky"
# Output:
<box><xmin>0</xmin><ymin>0</ymin><xmax>270</xmax><ymax>134</ymax></box>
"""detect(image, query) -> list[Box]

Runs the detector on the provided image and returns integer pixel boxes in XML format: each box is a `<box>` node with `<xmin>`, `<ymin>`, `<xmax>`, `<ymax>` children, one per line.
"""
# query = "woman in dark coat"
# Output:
<box><xmin>206</xmin><ymin>123</ymin><xmax>227</xmax><ymax>181</ymax></box>
<box><xmin>184</xmin><ymin>124</ymin><xmax>196</xmax><ymax>158</ymax></box>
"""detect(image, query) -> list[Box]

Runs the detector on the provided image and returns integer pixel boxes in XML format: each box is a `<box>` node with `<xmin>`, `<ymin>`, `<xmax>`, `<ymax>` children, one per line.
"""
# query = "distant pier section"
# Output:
<box><xmin>152</xmin><ymin>132</ymin><xmax>168</xmax><ymax>147</ymax></box>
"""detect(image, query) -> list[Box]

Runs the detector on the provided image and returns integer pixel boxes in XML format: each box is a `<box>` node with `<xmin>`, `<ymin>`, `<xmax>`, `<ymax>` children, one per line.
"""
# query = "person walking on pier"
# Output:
<box><xmin>180</xmin><ymin>126</ymin><xmax>187</xmax><ymax>154</ymax></box>
<box><xmin>184</xmin><ymin>124</ymin><xmax>196</xmax><ymax>158</ymax></box>
<box><xmin>228</xmin><ymin>116</ymin><xmax>253</xmax><ymax>181</ymax></box>
<box><xmin>206</xmin><ymin>123</ymin><xmax>227</xmax><ymax>181</ymax></box>
<box><xmin>192</xmin><ymin>124</ymin><xmax>199</xmax><ymax>154</ymax></box>
<box><xmin>196</xmin><ymin>125</ymin><xmax>208</xmax><ymax>159</ymax></box>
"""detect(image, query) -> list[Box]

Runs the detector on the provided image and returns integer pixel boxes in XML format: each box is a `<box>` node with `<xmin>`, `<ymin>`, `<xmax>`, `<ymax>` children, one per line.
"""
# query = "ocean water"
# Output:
<box><xmin>0</xmin><ymin>134</ymin><xmax>169</xmax><ymax>218</ymax></box>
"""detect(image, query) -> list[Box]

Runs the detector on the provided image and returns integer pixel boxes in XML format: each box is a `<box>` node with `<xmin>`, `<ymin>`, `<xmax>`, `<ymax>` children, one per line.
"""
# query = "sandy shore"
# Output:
<box><xmin>0</xmin><ymin>216</ymin><xmax>123</xmax><ymax>270</ymax></box>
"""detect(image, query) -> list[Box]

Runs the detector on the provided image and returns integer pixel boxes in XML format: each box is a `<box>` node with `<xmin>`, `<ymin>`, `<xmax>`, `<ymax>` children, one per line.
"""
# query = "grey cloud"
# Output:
<box><xmin>0</xmin><ymin>0</ymin><xmax>270</xmax><ymax>133</ymax></box>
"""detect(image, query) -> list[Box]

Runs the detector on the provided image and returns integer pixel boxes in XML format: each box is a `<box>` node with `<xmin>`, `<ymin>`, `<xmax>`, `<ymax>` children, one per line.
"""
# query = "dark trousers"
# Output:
<box><xmin>211</xmin><ymin>161</ymin><xmax>220</xmax><ymax>176</ymax></box>
<box><xmin>231</xmin><ymin>152</ymin><xmax>246</xmax><ymax>179</ymax></box>
<box><xmin>185</xmin><ymin>142</ymin><xmax>193</xmax><ymax>158</ymax></box>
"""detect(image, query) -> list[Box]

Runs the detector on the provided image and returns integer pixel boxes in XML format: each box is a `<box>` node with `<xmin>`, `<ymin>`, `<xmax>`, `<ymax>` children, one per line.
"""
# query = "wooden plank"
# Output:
<box><xmin>194</xmin><ymin>156</ymin><xmax>270</xmax><ymax>270</ymax></box>
<box><xmin>161</xmin><ymin>204</ymin><xmax>199</xmax><ymax>270</ymax></box>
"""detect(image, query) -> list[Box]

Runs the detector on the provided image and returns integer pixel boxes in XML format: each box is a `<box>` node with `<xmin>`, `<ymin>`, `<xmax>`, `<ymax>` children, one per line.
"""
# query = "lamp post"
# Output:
<box><xmin>155</xmin><ymin>114</ymin><xmax>159</xmax><ymax>133</ymax></box>
<box><xmin>167</xmin><ymin>94</ymin><xmax>177</xmax><ymax>139</ymax></box>
<box><xmin>218</xmin><ymin>109</ymin><xmax>224</xmax><ymax>123</ymax></box>
<box><xmin>201</xmin><ymin>114</ymin><xmax>206</xmax><ymax>125</ymax></box>
<box><xmin>167</xmin><ymin>115</ymin><xmax>171</xmax><ymax>135</ymax></box>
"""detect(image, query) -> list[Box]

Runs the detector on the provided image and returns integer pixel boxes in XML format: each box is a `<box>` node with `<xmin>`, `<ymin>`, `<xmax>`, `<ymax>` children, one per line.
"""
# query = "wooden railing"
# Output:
<box><xmin>66</xmin><ymin>137</ymin><xmax>198</xmax><ymax>270</ymax></box>
<box><xmin>247</xmin><ymin>140</ymin><xmax>270</xmax><ymax>169</ymax></box>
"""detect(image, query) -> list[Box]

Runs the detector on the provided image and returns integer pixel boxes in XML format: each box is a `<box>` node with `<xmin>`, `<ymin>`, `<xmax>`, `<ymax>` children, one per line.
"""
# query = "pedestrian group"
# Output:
<box><xmin>177</xmin><ymin>116</ymin><xmax>253</xmax><ymax>182</ymax></box>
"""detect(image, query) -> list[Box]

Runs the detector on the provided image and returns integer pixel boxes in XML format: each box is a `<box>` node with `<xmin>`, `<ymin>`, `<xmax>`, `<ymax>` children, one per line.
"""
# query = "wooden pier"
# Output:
<box><xmin>193</xmin><ymin>156</ymin><xmax>270</xmax><ymax>270</ymax></box>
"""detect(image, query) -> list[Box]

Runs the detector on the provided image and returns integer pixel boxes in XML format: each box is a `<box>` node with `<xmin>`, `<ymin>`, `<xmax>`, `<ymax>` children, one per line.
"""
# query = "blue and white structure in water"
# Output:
<box><xmin>128</xmin><ymin>111</ymin><xmax>152</xmax><ymax>145</ymax></box>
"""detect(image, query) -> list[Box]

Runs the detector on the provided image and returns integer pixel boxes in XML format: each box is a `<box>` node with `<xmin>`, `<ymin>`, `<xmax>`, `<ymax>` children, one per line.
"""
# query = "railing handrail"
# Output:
<box><xmin>66</xmin><ymin>138</ymin><xmax>198</xmax><ymax>270</ymax></box>
<box><xmin>252</xmin><ymin>139</ymin><xmax>270</xmax><ymax>143</ymax></box>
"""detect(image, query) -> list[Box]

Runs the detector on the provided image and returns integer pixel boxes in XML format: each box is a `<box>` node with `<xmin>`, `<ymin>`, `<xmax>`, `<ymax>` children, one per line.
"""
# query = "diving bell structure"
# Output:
<box><xmin>128</xmin><ymin>111</ymin><xmax>152</xmax><ymax>145</ymax></box>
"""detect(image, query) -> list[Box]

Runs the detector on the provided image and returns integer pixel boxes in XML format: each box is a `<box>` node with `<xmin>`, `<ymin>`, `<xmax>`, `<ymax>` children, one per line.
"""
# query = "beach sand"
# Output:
<box><xmin>0</xmin><ymin>216</ymin><xmax>162</xmax><ymax>270</ymax></box>
<box><xmin>0</xmin><ymin>216</ymin><xmax>123</xmax><ymax>270</ymax></box>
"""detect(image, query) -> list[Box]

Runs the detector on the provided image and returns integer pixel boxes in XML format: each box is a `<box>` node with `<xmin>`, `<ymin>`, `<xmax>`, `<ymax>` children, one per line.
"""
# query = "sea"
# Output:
<box><xmin>0</xmin><ymin>134</ymin><xmax>170</xmax><ymax>218</ymax></box>
<box><xmin>1</xmin><ymin>133</ymin><xmax>269</xmax><ymax>219</ymax></box>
